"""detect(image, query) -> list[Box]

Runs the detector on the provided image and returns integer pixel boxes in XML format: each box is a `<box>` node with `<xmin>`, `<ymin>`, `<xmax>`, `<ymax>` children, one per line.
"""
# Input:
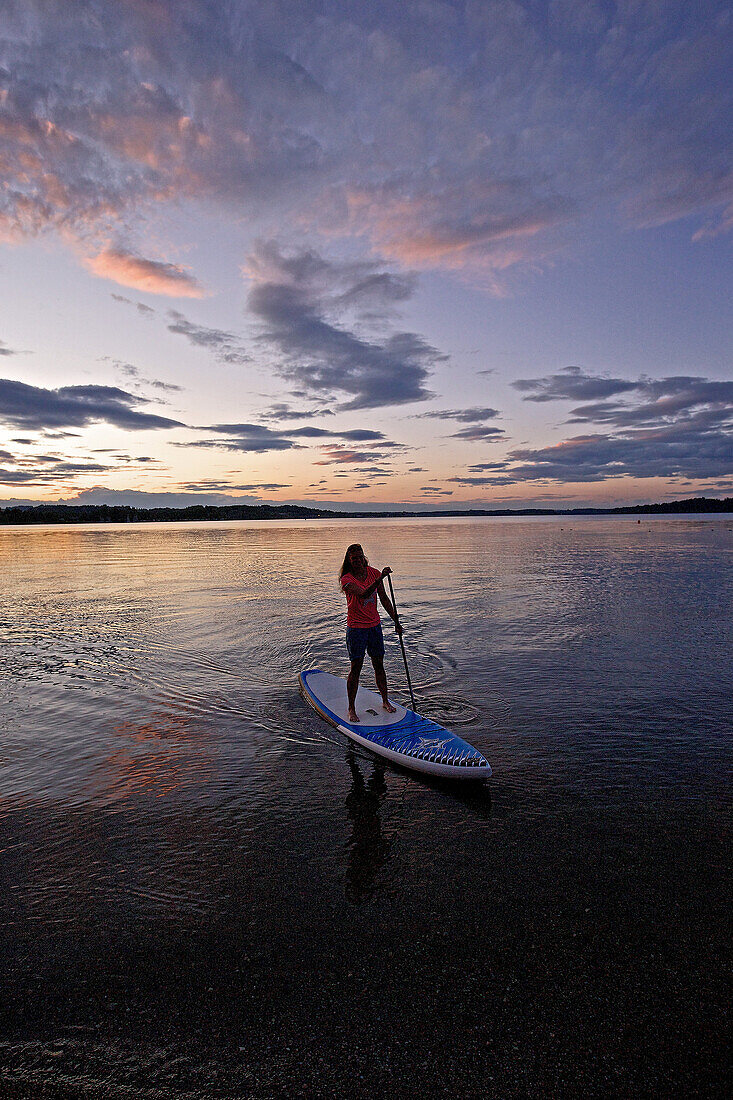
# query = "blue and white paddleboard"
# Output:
<box><xmin>299</xmin><ymin>669</ymin><xmax>491</xmax><ymax>780</ymax></box>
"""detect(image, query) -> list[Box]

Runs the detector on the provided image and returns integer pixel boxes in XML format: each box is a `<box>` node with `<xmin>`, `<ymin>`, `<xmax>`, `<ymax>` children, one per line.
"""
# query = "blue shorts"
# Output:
<box><xmin>346</xmin><ymin>624</ymin><xmax>385</xmax><ymax>662</ymax></box>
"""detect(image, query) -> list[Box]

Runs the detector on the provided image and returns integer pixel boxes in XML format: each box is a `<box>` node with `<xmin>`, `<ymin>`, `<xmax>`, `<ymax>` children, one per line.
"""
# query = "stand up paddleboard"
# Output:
<box><xmin>299</xmin><ymin>669</ymin><xmax>491</xmax><ymax>780</ymax></box>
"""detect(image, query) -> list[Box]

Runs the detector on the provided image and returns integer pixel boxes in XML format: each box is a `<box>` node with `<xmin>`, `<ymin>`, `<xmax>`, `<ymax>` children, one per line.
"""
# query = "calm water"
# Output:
<box><xmin>1</xmin><ymin>517</ymin><xmax>731</xmax><ymax>1098</ymax></box>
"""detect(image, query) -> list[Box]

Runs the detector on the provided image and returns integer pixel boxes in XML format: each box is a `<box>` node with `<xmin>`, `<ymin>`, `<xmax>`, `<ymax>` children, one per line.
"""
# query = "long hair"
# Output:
<box><xmin>339</xmin><ymin>543</ymin><xmax>368</xmax><ymax>580</ymax></box>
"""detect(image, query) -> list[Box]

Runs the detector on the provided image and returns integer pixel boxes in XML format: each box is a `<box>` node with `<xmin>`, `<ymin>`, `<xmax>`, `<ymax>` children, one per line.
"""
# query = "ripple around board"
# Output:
<box><xmin>410</xmin><ymin>694</ymin><xmax>480</xmax><ymax>725</ymax></box>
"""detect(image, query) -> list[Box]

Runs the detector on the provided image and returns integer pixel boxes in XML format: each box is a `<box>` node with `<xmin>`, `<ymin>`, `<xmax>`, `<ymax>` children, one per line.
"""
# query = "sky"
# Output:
<box><xmin>0</xmin><ymin>0</ymin><xmax>731</xmax><ymax>512</ymax></box>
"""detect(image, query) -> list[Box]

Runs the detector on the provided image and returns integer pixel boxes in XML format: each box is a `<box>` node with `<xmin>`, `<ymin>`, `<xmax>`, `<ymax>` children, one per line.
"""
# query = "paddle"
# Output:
<box><xmin>386</xmin><ymin>572</ymin><xmax>416</xmax><ymax>711</ymax></box>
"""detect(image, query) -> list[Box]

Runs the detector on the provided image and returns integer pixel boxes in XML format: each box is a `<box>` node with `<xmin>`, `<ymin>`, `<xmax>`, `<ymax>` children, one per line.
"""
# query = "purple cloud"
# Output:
<box><xmin>245</xmin><ymin>241</ymin><xmax>442</xmax><ymax>409</ymax></box>
<box><xmin>514</xmin><ymin>367</ymin><xmax>639</xmax><ymax>403</ymax></box>
<box><xmin>0</xmin><ymin>0</ymin><xmax>728</xmax><ymax>288</ymax></box>
<box><xmin>0</xmin><ymin>378</ymin><xmax>184</xmax><ymax>431</ymax></box>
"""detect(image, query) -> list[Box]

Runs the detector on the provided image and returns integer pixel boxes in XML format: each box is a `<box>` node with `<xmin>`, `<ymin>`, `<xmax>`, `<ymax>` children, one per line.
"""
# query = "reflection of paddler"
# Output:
<box><xmin>345</xmin><ymin>754</ymin><xmax>390</xmax><ymax>903</ymax></box>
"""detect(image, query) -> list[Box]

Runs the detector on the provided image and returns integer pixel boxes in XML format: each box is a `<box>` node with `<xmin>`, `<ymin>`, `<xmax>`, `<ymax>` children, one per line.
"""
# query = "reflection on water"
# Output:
<box><xmin>98</xmin><ymin>709</ymin><xmax>214</xmax><ymax>801</ymax></box>
<box><xmin>0</xmin><ymin>516</ymin><xmax>730</xmax><ymax>1097</ymax></box>
<box><xmin>344</xmin><ymin>754</ymin><xmax>390</xmax><ymax>904</ymax></box>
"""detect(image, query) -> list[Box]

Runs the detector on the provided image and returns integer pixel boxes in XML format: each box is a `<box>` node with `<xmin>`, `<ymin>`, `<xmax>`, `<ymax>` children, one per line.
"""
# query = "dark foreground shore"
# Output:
<box><xmin>1</xmin><ymin>753</ymin><xmax>728</xmax><ymax>1100</ymax></box>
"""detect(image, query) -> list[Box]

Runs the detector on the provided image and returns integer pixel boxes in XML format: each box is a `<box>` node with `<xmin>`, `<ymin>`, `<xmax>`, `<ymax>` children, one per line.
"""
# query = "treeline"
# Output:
<box><xmin>0</xmin><ymin>503</ymin><xmax>334</xmax><ymax>524</ymax></box>
<box><xmin>0</xmin><ymin>496</ymin><xmax>730</xmax><ymax>525</ymax></box>
<box><xmin>607</xmin><ymin>497</ymin><xmax>732</xmax><ymax>515</ymax></box>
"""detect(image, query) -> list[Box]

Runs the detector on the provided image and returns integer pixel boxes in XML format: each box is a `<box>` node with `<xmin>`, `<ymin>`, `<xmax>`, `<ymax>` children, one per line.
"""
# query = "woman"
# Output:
<box><xmin>339</xmin><ymin>543</ymin><xmax>403</xmax><ymax>723</ymax></box>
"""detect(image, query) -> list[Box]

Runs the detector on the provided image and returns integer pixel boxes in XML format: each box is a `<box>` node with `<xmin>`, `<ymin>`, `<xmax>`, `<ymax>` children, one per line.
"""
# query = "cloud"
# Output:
<box><xmin>0</xmin><ymin>455</ymin><xmax>117</xmax><ymax>486</ymax></box>
<box><xmin>0</xmin><ymin>378</ymin><xmax>185</xmax><ymax>431</ymax></box>
<box><xmin>448</xmin><ymin>475</ymin><xmax>511</xmax><ymax>487</ymax></box>
<box><xmin>0</xmin><ymin>0</ymin><xmax>729</xmax><ymax>288</ymax></box>
<box><xmin>180</xmin><ymin>420</ymin><xmax>393</xmax><ymax>455</ymax></box>
<box><xmin>245</xmin><ymin>241</ymin><xmax>442</xmax><ymax>409</ymax></box>
<box><xmin>336</xmin><ymin>271</ymin><xmax>415</xmax><ymax>314</ymax></box>
<box><xmin>503</xmin><ymin>427</ymin><xmax>733</xmax><ymax>483</ymax></box>
<box><xmin>109</xmin><ymin>299</ymin><xmax>250</xmax><ymax>365</ymax></box>
<box><xmin>177</xmin><ymin>429</ymin><xmax>300</xmax><ymax>454</ymax></box>
<box><xmin>569</xmin><ymin>377</ymin><xmax>733</xmax><ymax>430</ymax></box>
<box><xmin>413</xmin><ymin>404</ymin><xmax>506</xmax><ymax>437</ymax></box>
<box><xmin>450</xmin><ymin>425</ymin><xmax>506</xmax><ymax>442</ymax></box>
<box><xmin>84</xmin><ymin>250</ymin><xmax>205</xmax><ymax>296</ymax></box>
<box><xmin>513</xmin><ymin>368</ymin><xmax>733</xmax><ymax>431</ymax></box>
<box><xmin>415</xmin><ymin>404</ymin><xmax>505</xmax><ymax>440</ymax></box>
<box><xmin>419</xmin><ymin>407</ymin><xmax>501</xmax><ymax>423</ymax></box>
<box><xmin>313</xmin><ymin>448</ymin><xmax>387</xmax><ymax>466</ymax></box>
<box><xmin>313</xmin><ymin>444</ymin><xmax>394</xmax><ymax>466</ymax></box>
<box><xmin>343</xmin><ymin>183</ymin><xmax>575</xmax><ymax>279</ymax></box>
<box><xmin>109</xmin><ymin>360</ymin><xmax>182</xmax><ymax>393</ymax></box>
<box><xmin>0</xmin><ymin>1</ymin><xmax>330</xmax><ymax>244</ymax></box>
<box><xmin>303</xmin><ymin>1</ymin><xmax>731</xmax><ymax>282</ymax></box>
<box><xmin>513</xmin><ymin>366</ymin><xmax>640</xmax><ymax>403</ymax></box>
<box><xmin>166</xmin><ymin>310</ymin><xmax>250</xmax><ymax>364</ymax></box>
<box><xmin>179</xmin><ymin>480</ymin><xmax>290</xmax><ymax>492</ymax></box>
<box><xmin>455</xmin><ymin>367</ymin><xmax>733</xmax><ymax>484</ymax></box>
<box><xmin>0</xmin><ymin>7</ymin><xmax>729</xmax><ymax>500</ymax></box>
<box><xmin>0</xmin><ymin>438</ymin><xmax>168</xmax><ymax>488</ymax></box>
<box><xmin>111</xmin><ymin>294</ymin><xmax>155</xmax><ymax>317</ymax></box>
<box><xmin>90</xmin><ymin>450</ymin><xmax>159</xmax><ymax>465</ymax></box>
<box><xmin>259</xmin><ymin>402</ymin><xmax>334</xmax><ymax>421</ymax></box>
<box><xmin>287</xmin><ymin>426</ymin><xmax>384</xmax><ymax>442</ymax></box>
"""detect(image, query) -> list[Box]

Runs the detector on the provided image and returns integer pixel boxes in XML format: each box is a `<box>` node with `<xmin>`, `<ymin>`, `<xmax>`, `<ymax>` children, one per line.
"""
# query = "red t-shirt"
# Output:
<box><xmin>341</xmin><ymin>566</ymin><xmax>381</xmax><ymax>628</ymax></box>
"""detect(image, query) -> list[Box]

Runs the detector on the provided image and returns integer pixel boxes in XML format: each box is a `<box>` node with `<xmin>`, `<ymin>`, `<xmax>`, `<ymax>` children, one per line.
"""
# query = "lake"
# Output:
<box><xmin>1</xmin><ymin>516</ymin><xmax>730</xmax><ymax>1097</ymax></box>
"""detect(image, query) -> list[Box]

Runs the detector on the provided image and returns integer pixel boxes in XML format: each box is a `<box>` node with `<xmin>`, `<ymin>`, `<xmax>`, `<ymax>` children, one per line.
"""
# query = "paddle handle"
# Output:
<box><xmin>386</xmin><ymin>572</ymin><xmax>416</xmax><ymax>711</ymax></box>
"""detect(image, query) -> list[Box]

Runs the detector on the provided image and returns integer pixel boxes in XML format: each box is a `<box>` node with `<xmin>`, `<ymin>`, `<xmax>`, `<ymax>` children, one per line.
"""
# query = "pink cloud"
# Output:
<box><xmin>313</xmin><ymin>446</ymin><xmax>381</xmax><ymax>465</ymax></box>
<box><xmin>84</xmin><ymin>249</ymin><xmax>205</xmax><ymax>297</ymax></box>
<box><xmin>329</xmin><ymin>184</ymin><xmax>573</xmax><ymax>292</ymax></box>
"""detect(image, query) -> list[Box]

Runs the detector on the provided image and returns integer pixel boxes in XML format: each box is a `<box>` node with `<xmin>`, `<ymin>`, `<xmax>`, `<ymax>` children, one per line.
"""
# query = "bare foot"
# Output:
<box><xmin>348</xmin><ymin>708</ymin><xmax>360</xmax><ymax>723</ymax></box>
<box><xmin>382</xmin><ymin>700</ymin><xmax>396</xmax><ymax>713</ymax></box>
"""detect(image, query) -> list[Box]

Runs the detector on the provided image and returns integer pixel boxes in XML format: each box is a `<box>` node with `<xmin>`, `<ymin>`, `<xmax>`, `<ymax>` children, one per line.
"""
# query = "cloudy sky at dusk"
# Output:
<box><xmin>1</xmin><ymin>0</ymin><xmax>731</xmax><ymax>510</ymax></box>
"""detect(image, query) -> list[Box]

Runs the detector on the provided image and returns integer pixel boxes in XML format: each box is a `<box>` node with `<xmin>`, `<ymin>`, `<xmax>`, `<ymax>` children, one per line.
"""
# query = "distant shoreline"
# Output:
<box><xmin>0</xmin><ymin>496</ymin><xmax>730</xmax><ymax>525</ymax></box>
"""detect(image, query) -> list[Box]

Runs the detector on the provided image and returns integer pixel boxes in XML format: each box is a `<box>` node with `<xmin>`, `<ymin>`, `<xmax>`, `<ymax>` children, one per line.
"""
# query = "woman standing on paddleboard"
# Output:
<box><xmin>339</xmin><ymin>543</ymin><xmax>402</xmax><ymax>723</ymax></box>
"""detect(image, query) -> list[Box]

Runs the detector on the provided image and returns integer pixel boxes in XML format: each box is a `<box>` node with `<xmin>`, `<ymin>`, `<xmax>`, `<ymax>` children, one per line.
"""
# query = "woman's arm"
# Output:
<box><xmin>342</xmin><ymin>567</ymin><xmax>392</xmax><ymax>602</ymax></box>
<box><xmin>377</xmin><ymin>580</ymin><xmax>403</xmax><ymax>634</ymax></box>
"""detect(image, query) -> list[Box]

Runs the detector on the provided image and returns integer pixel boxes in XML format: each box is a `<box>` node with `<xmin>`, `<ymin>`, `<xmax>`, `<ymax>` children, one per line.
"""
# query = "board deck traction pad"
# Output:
<box><xmin>299</xmin><ymin>669</ymin><xmax>490</xmax><ymax>775</ymax></box>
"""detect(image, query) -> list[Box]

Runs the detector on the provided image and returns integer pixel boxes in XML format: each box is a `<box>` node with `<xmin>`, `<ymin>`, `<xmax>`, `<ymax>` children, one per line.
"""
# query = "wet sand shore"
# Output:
<box><xmin>1</xmin><ymin>759</ymin><xmax>728</xmax><ymax>1099</ymax></box>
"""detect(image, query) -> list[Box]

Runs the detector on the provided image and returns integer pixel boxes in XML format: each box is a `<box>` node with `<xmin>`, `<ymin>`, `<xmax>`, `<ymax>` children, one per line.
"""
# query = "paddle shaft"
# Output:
<box><xmin>386</xmin><ymin>573</ymin><xmax>416</xmax><ymax>711</ymax></box>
